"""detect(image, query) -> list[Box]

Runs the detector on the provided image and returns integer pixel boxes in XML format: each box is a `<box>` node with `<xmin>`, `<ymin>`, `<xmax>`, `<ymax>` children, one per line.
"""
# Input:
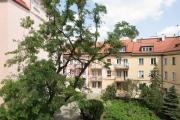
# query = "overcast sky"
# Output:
<box><xmin>91</xmin><ymin>0</ymin><xmax>180</xmax><ymax>39</ymax></box>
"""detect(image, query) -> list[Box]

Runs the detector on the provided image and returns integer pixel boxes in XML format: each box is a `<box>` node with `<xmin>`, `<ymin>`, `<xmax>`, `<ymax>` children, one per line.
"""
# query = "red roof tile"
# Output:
<box><xmin>122</xmin><ymin>36</ymin><xmax>180</xmax><ymax>54</ymax></box>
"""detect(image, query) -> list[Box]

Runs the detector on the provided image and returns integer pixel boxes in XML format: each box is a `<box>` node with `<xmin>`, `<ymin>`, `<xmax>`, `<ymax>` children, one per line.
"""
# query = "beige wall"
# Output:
<box><xmin>88</xmin><ymin>55</ymin><xmax>162</xmax><ymax>93</ymax></box>
<box><xmin>0</xmin><ymin>0</ymin><xmax>45</xmax><ymax>83</ymax></box>
<box><xmin>163</xmin><ymin>53</ymin><xmax>180</xmax><ymax>94</ymax></box>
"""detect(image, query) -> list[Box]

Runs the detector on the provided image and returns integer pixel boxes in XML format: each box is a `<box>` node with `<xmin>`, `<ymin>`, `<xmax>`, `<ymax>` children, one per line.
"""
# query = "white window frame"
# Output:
<box><xmin>107</xmin><ymin>69</ymin><xmax>111</xmax><ymax>77</ymax></box>
<box><xmin>138</xmin><ymin>70</ymin><xmax>144</xmax><ymax>78</ymax></box>
<box><xmin>117</xmin><ymin>58</ymin><xmax>121</xmax><ymax>64</ymax></box>
<box><xmin>139</xmin><ymin>58</ymin><xmax>144</xmax><ymax>65</ymax></box>
<box><xmin>172</xmin><ymin>57</ymin><xmax>176</xmax><ymax>65</ymax></box>
<box><xmin>151</xmin><ymin>58</ymin><xmax>156</xmax><ymax>65</ymax></box>
<box><xmin>164</xmin><ymin>58</ymin><xmax>167</xmax><ymax>65</ymax></box>
<box><xmin>172</xmin><ymin>72</ymin><xmax>176</xmax><ymax>81</ymax></box>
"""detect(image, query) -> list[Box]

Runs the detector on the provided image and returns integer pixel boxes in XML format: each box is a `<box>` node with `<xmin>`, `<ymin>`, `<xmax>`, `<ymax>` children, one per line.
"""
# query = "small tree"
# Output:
<box><xmin>101</xmin><ymin>84</ymin><xmax>116</xmax><ymax>101</ymax></box>
<box><xmin>160</xmin><ymin>86</ymin><xmax>180</xmax><ymax>120</ymax></box>
<box><xmin>124</xmin><ymin>80</ymin><xmax>138</xmax><ymax>99</ymax></box>
<box><xmin>140</xmin><ymin>66</ymin><xmax>164</xmax><ymax>113</ymax></box>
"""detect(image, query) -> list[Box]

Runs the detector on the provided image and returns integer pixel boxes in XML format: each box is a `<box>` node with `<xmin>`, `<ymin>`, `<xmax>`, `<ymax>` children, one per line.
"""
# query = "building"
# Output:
<box><xmin>64</xmin><ymin>36</ymin><xmax>180</xmax><ymax>95</ymax></box>
<box><xmin>0</xmin><ymin>0</ymin><xmax>46</xmax><ymax>103</ymax></box>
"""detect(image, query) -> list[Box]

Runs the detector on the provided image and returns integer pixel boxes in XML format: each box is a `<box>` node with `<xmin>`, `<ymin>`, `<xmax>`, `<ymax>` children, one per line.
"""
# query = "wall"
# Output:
<box><xmin>163</xmin><ymin>53</ymin><xmax>180</xmax><ymax>94</ymax></box>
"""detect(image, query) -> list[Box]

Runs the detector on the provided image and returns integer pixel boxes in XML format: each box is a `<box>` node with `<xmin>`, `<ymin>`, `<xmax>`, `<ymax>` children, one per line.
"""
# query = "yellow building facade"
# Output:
<box><xmin>86</xmin><ymin>37</ymin><xmax>180</xmax><ymax>95</ymax></box>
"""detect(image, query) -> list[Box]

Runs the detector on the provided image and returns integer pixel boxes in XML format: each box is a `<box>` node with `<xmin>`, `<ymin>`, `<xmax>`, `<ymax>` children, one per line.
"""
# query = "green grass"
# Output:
<box><xmin>103</xmin><ymin>100</ymin><xmax>160</xmax><ymax>120</ymax></box>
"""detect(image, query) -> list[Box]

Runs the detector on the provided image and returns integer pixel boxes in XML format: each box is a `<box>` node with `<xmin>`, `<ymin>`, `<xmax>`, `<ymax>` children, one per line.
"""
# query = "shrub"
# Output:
<box><xmin>104</xmin><ymin>100</ymin><xmax>160</xmax><ymax>120</ymax></box>
<box><xmin>101</xmin><ymin>84</ymin><xmax>116</xmax><ymax>101</ymax></box>
<box><xmin>78</xmin><ymin>99</ymin><xmax>104</xmax><ymax>120</ymax></box>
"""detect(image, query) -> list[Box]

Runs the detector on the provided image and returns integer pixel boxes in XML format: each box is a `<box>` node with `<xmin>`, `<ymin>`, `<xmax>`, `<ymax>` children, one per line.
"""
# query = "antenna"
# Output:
<box><xmin>177</xmin><ymin>24</ymin><xmax>180</xmax><ymax>36</ymax></box>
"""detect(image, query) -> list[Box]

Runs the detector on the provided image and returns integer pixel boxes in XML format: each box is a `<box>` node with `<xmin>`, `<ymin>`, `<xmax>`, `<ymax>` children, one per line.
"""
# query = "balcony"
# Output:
<box><xmin>89</xmin><ymin>76</ymin><xmax>103</xmax><ymax>81</ymax></box>
<box><xmin>114</xmin><ymin>63</ymin><xmax>129</xmax><ymax>69</ymax></box>
<box><xmin>89</xmin><ymin>63</ymin><xmax>102</xmax><ymax>69</ymax></box>
<box><xmin>115</xmin><ymin>76</ymin><xmax>128</xmax><ymax>81</ymax></box>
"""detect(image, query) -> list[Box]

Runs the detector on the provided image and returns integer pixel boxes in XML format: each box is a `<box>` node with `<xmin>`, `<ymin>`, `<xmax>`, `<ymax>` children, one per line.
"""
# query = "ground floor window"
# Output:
<box><xmin>92</xmin><ymin>81</ymin><xmax>102</xmax><ymax>88</ymax></box>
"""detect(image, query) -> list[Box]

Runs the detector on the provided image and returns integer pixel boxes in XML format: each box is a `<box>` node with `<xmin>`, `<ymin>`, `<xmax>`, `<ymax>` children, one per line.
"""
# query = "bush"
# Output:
<box><xmin>101</xmin><ymin>84</ymin><xmax>116</xmax><ymax>101</ymax></box>
<box><xmin>104</xmin><ymin>100</ymin><xmax>160</xmax><ymax>120</ymax></box>
<box><xmin>78</xmin><ymin>99</ymin><xmax>104</xmax><ymax>120</ymax></box>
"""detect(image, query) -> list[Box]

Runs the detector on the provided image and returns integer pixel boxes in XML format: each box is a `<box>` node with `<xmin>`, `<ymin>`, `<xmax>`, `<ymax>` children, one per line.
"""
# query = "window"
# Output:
<box><xmin>116</xmin><ymin>70</ymin><xmax>122</xmax><ymax>77</ymax></box>
<box><xmin>92</xmin><ymin>70</ymin><xmax>102</xmax><ymax>76</ymax></box>
<box><xmin>151</xmin><ymin>58</ymin><xmax>156</xmax><ymax>65</ymax></box>
<box><xmin>172</xmin><ymin>72</ymin><xmax>176</xmax><ymax>81</ymax></box>
<box><xmin>123</xmin><ymin>59</ymin><xmax>128</xmax><ymax>67</ymax></box>
<box><xmin>92</xmin><ymin>82</ymin><xmax>96</xmax><ymax>88</ymax></box>
<box><xmin>164</xmin><ymin>58</ymin><xmax>167</xmax><ymax>65</ymax></box>
<box><xmin>92</xmin><ymin>82</ymin><xmax>102</xmax><ymax>88</ymax></box>
<box><xmin>141</xmin><ymin>46</ymin><xmax>154</xmax><ymax>52</ymax></box>
<box><xmin>120</xmin><ymin>46</ymin><xmax>126</xmax><ymax>52</ymax></box>
<box><xmin>107</xmin><ymin>69</ymin><xmax>111</xmax><ymax>77</ymax></box>
<box><xmin>172</xmin><ymin>57</ymin><xmax>176</xmax><ymax>65</ymax></box>
<box><xmin>117</xmin><ymin>58</ymin><xmax>121</xmax><ymax>64</ymax></box>
<box><xmin>107</xmin><ymin>59</ymin><xmax>111</xmax><ymax>63</ymax></box>
<box><xmin>97</xmin><ymin>82</ymin><xmax>102</xmax><ymax>88</ymax></box>
<box><xmin>164</xmin><ymin>71</ymin><xmax>168</xmax><ymax>80</ymax></box>
<box><xmin>139</xmin><ymin>58</ymin><xmax>144</xmax><ymax>65</ymax></box>
<box><xmin>138</xmin><ymin>70</ymin><xmax>144</xmax><ymax>78</ymax></box>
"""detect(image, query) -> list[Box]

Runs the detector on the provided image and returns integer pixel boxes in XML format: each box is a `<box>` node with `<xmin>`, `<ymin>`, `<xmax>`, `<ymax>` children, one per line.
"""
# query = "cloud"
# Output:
<box><xmin>91</xmin><ymin>0</ymin><xmax>176</xmax><ymax>39</ymax></box>
<box><xmin>158</xmin><ymin>25</ymin><xmax>180</xmax><ymax>36</ymax></box>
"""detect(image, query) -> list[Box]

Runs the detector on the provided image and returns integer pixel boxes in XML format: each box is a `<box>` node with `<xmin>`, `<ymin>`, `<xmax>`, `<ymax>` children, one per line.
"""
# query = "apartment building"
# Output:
<box><xmin>64</xmin><ymin>36</ymin><xmax>180</xmax><ymax>94</ymax></box>
<box><xmin>0</xmin><ymin>0</ymin><xmax>46</xmax><ymax>103</ymax></box>
<box><xmin>0</xmin><ymin>0</ymin><xmax>46</xmax><ymax>82</ymax></box>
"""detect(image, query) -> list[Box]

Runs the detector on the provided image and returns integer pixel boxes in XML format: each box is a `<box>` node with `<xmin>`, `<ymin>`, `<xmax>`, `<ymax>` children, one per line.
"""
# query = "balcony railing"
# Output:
<box><xmin>115</xmin><ymin>76</ymin><xmax>128</xmax><ymax>81</ymax></box>
<box><xmin>89</xmin><ymin>76</ymin><xmax>103</xmax><ymax>81</ymax></box>
<box><xmin>89</xmin><ymin>63</ymin><xmax>102</xmax><ymax>69</ymax></box>
<box><xmin>113</xmin><ymin>63</ymin><xmax>129</xmax><ymax>69</ymax></box>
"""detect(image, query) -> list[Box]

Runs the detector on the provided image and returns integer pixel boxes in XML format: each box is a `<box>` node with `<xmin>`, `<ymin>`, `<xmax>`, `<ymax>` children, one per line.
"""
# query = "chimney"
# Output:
<box><xmin>161</xmin><ymin>34</ymin><xmax>166</xmax><ymax>41</ymax></box>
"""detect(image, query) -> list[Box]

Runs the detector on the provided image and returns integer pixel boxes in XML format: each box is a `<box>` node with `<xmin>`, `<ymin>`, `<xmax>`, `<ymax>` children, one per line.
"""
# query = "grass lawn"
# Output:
<box><xmin>103</xmin><ymin>100</ymin><xmax>160</xmax><ymax>120</ymax></box>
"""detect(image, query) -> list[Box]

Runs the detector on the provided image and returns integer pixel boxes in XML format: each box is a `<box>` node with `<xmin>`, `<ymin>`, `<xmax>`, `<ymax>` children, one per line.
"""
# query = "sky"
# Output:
<box><xmin>91</xmin><ymin>0</ymin><xmax>180</xmax><ymax>39</ymax></box>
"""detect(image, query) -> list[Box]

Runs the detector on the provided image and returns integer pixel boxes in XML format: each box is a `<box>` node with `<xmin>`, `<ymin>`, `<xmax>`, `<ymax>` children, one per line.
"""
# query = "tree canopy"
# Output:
<box><xmin>0</xmin><ymin>0</ymin><xmax>138</xmax><ymax>119</ymax></box>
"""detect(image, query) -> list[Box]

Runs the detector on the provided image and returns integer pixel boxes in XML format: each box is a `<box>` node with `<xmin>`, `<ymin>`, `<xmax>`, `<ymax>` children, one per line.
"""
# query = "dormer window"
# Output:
<box><xmin>120</xmin><ymin>46</ymin><xmax>126</xmax><ymax>52</ymax></box>
<box><xmin>141</xmin><ymin>46</ymin><xmax>154</xmax><ymax>52</ymax></box>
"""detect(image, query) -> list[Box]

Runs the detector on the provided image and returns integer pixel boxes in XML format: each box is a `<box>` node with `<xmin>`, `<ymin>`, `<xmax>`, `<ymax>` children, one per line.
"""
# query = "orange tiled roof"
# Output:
<box><xmin>122</xmin><ymin>36</ymin><xmax>180</xmax><ymax>54</ymax></box>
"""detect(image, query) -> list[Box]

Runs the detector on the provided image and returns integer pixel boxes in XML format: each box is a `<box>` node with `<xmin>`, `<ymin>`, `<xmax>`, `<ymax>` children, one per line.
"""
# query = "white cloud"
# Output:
<box><xmin>158</xmin><ymin>25</ymin><xmax>180</xmax><ymax>36</ymax></box>
<box><xmin>91</xmin><ymin>0</ymin><xmax>176</xmax><ymax>39</ymax></box>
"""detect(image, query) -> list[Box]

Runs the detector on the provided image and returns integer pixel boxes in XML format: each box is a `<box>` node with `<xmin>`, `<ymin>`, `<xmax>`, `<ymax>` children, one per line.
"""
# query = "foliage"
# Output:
<box><xmin>139</xmin><ymin>66</ymin><xmax>164</xmax><ymax>113</ymax></box>
<box><xmin>104</xmin><ymin>100</ymin><xmax>160</xmax><ymax>120</ymax></box>
<box><xmin>0</xmin><ymin>60</ymin><xmax>85</xmax><ymax>120</ymax></box>
<box><xmin>123</xmin><ymin>80</ymin><xmax>138</xmax><ymax>99</ymax></box>
<box><xmin>101</xmin><ymin>84</ymin><xmax>116</xmax><ymax>101</ymax></box>
<box><xmin>160</xmin><ymin>86</ymin><xmax>180</xmax><ymax>120</ymax></box>
<box><xmin>0</xmin><ymin>0</ymin><xmax>138</xmax><ymax>119</ymax></box>
<box><xmin>78</xmin><ymin>99</ymin><xmax>104</xmax><ymax>120</ymax></box>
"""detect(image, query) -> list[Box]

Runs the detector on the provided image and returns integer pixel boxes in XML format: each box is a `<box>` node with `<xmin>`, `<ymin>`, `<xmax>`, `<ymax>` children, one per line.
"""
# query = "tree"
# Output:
<box><xmin>124</xmin><ymin>80</ymin><xmax>138</xmax><ymax>99</ymax></box>
<box><xmin>101</xmin><ymin>84</ymin><xmax>117</xmax><ymax>101</ymax></box>
<box><xmin>160</xmin><ymin>86</ymin><xmax>180</xmax><ymax>120</ymax></box>
<box><xmin>139</xmin><ymin>65</ymin><xmax>164</xmax><ymax>113</ymax></box>
<box><xmin>0</xmin><ymin>0</ymin><xmax>138</xmax><ymax>119</ymax></box>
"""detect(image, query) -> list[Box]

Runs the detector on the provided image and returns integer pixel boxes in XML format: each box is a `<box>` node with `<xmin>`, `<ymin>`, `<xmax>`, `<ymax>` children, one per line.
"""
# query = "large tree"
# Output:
<box><xmin>160</xmin><ymin>86</ymin><xmax>180</xmax><ymax>120</ymax></box>
<box><xmin>0</xmin><ymin>0</ymin><xmax>138</xmax><ymax>119</ymax></box>
<box><xmin>140</xmin><ymin>65</ymin><xmax>164</xmax><ymax>113</ymax></box>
